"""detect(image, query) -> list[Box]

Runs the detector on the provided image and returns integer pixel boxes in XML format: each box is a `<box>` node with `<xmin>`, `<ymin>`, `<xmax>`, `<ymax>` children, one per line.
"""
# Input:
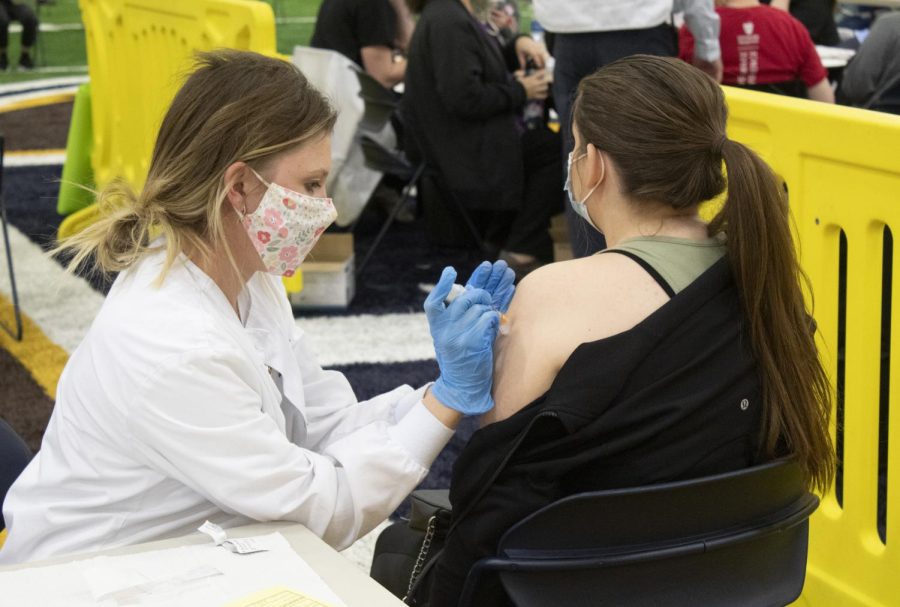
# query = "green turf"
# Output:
<box><xmin>0</xmin><ymin>0</ymin><xmax>535</xmax><ymax>85</ymax></box>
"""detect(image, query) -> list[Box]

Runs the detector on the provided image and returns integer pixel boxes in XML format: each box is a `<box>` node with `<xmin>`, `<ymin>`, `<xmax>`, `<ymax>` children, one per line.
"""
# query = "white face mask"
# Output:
<box><xmin>241</xmin><ymin>169</ymin><xmax>337</xmax><ymax>277</ymax></box>
<box><xmin>565</xmin><ymin>151</ymin><xmax>603</xmax><ymax>232</ymax></box>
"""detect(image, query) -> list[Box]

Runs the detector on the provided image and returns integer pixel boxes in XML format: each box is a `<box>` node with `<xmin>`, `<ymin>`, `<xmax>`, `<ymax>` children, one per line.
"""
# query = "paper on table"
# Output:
<box><xmin>225</xmin><ymin>586</ymin><xmax>340</xmax><ymax>607</ymax></box>
<box><xmin>0</xmin><ymin>533</ymin><xmax>348</xmax><ymax>607</ymax></box>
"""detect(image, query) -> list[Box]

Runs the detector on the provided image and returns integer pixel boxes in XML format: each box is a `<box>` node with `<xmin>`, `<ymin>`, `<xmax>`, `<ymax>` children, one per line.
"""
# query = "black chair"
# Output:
<box><xmin>0</xmin><ymin>418</ymin><xmax>32</xmax><ymax>530</ymax></box>
<box><xmin>458</xmin><ymin>458</ymin><xmax>819</xmax><ymax>607</ymax></box>
<box><xmin>0</xmin><ymin>135</ymin><xmax>23</xmax><ymax>341</ymax></box>
<box><xmin>866</xmin><ymin>72</ymin><xmax>900</xmax><ymax>116</ymax></box>
<box><xmin>350</xmin><ymin>67</ymin><xmax>427</xmax><ymax>276</ymax></box>
<box><xmin>737</xmin><ymin>80</ymin><xmax>809</xmax><ymax>99</ymax></box>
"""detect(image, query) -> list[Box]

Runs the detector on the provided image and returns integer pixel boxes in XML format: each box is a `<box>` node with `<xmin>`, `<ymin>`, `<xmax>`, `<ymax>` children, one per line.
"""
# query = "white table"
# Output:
<box><xmin>816</xmin><ymin>45</ymin><xmax>857</xmax><ymax>69</ymax></box>
<box><xmin>0</xmin><ymin>522</ymin><xmax>405</xmax><ymax>607</ymax></box>
<box><xmin>840</xmin><ymin>1</ymin><xmax>900</xmax><ymax>7</ymax></box>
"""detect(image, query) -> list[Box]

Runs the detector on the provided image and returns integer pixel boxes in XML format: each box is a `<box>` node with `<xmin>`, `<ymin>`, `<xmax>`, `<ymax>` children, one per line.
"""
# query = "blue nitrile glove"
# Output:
<box><xmin>425</xmin><ymin>267</ymin><xmax>500</xmax><ymax>415</ymax></box>
<box><xmin>465</xmin><ymin>260</ymin><xmax>516</xmax><ymax>313</ymax></box>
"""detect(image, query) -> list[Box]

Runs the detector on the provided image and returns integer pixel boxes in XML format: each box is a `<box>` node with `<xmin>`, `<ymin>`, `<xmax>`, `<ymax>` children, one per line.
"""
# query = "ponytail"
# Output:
<box><xmin>52</xmin><ymin>180</ymin><xmax>150</xmax><ymax>276</ymax></box>
<box><xmin>711</xmin><ymin>140</ymin><xmax>835</xmax><ymax>494</ymax></box>
<box><xmin>51</xmin><ymin>179</ymin><xmax>190</xmax><ymax>285</ymax></box>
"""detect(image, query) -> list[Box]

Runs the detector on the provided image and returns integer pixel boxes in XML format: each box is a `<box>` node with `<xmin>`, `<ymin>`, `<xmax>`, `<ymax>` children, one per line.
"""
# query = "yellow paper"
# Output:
<box><xmin>225</xmin><ymin>586</ymin><xmax>338</xmax><ymax>607</ymax></box>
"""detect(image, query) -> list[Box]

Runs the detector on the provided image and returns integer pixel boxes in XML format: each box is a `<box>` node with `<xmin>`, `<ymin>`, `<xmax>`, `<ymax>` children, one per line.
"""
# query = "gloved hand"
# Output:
<box><xmin>425</xmin><ymin>267</ymin><xmax>500</xmax><ymax>416</ymax></box>
<box><xmin>465</xmin><ymin>260</ymin><xmax>516</xmax><ymax>313</ymax></box>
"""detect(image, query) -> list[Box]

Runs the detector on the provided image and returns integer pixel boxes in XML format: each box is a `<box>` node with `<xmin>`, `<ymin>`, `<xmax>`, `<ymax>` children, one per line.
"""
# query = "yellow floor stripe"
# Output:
<box><xmin>7</xmin><ymin>148</ymin><xmax>67</xmax><ymax>157</ymax></box>
<box><xmin>0</xmin><ymin>292</ymin><xmax>69</xmax><ymax>400</ymax></box>
<box><xmin>0</xmin><ymin>93</ymin><xmax>75</xmax><ymax>114</ymax></box>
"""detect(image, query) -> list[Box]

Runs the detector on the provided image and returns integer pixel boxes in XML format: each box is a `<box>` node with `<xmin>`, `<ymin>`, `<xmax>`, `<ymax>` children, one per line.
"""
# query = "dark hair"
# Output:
<box><xmin>406</xmin><ymin>0</ymin><xmax>428</xmax><ymax>14</ymax></box>
<box><xmin>573</xmin><ymin>55</ymin><xmax>835</xmax><ymax>493</ymax></box>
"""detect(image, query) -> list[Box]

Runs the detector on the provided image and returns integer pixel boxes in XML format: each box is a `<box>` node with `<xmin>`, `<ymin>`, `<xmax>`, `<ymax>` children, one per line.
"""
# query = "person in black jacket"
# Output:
<box><xmin>403</xmin><ymin>0</ymin><xmax>560</xmax><ymax>274</ymax></box>
<box><xmin>410</xmin><ymin>55</ymin><xmax>836</xmax><ymax>606</ymax></box>
<box><xmin>0</xmin><ymin>0</ymin><xmax>38</xmax><ymax>71</ymax></box>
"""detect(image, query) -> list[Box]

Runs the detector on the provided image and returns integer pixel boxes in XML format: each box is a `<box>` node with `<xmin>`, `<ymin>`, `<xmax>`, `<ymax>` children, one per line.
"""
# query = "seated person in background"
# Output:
<box><xmin>404</xmin><ymin>0</ymin><xmax>560</xmax><ymax>274</ymax></box>
<box><xmin>840</xmin><ymin>12</ymin><xmax>900</xmax><ymax>112</ymax></box>
<box><xmin>0</xmin><ymin>0</ymin><xmax>38</xmax><ymax>71</ymax></box>
<box><xmin>311</xmin><ymin>0</ymin><xmax>411</xmax><ymax>88</ymax></box>
<box><xmin>418</xmin><ymin>55</ymin><xmax>835</xmax><ymax>606</ymax></box>
<box><xmin>680</xmin><ymin>0</ymin><xmax>834</xmax><ymax>103</ymax></box>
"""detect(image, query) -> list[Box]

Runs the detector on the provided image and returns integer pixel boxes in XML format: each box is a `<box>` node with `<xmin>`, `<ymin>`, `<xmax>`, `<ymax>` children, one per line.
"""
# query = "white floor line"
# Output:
<box><xmin>5</xmin><ymin>151</ymin><xmax>66</xmax><ymax>167</ymax></box>
<box><xmin>0</xmin><ymin>76</ymin><xmax>88</xmax><ymax>95</ymax></box>
<box><xmin>296</xmin><ymin>312</ymin><xmax>434</xmax><ymax>367</ymax></box>
<box><xmin>275</xmin><ymin>16</ymin><xmax>317</xmax><ymax>24</ymax></box>
<box><xmin>0</xmin><ymin>86</ymin><xmax>78</xmax><ymax>110</ymax></box>
<box><xmin>0</xmin><ymin>222</ymin><xmax>105</xmax><ymax>354</ymax></box>
<box><xmin>10</xmin><ymin>23</ymin><xmax>85</xmax><ymax>33</ymax></box>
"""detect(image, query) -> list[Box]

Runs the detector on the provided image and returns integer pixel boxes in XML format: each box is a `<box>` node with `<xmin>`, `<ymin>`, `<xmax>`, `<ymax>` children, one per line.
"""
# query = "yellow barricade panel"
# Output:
<box><xmin>723</xmin><ymin>87</ymin><xmax>900</xmax><ymax>606</ymax></box>
<box><xmin>79</xmin><ymin>0</ymin><xmax>278</xmax><ymax>192</ymax></box>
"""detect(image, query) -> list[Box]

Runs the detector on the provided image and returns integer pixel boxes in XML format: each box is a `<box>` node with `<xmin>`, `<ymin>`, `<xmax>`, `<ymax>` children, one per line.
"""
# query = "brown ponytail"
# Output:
<box><xmin>573</xmin><ymin>55</ymin><xmax>834</xmax><ymax>493</ymax></box>
<box><xmin>712</xmin><ymin>139</ymin><xmax>835</xmax><ymax>493</ymax></box>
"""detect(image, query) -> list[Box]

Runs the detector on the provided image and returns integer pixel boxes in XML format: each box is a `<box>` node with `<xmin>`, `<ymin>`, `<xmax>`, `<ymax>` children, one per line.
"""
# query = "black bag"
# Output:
<box><xmin>370</xmin><ymin>489</ymin><xmax>452</xmax><ymax>604</ymax></box>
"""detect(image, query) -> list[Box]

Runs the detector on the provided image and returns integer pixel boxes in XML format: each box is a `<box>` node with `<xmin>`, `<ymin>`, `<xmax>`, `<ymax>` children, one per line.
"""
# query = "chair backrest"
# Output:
<box><xmin>0</xmin><ymin>419</ymin><xmax>32</xmax><ymax>529</ymax></box>
<box><xmin>352</xmin><ymin>67</ymin><xmax>399</xmax><ymax>133</ymax></box>
<box><xmin>459</xmin><ymin>459</ymin><xmax>818</xmax><ymax>607</ymax></box>
<box><xmin>735</xmin><ymin>80</ymin><xmax>808</xmax><ymax>99</ymax></box>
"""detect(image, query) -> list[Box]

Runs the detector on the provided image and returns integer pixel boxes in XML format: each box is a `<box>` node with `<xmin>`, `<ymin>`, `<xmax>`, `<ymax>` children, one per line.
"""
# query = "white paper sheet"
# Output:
<box><xmin>0</xmin><ymin>533</ymin><xmax>348</xmax><ymax>607</ymax></box>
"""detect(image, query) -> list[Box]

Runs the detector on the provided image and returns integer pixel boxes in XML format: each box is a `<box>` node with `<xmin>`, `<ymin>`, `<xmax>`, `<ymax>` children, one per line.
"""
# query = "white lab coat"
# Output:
<box><xmin>0</xmin><ymin>248</ymin><xmax>453</xmax><ymax>564</ymax></box>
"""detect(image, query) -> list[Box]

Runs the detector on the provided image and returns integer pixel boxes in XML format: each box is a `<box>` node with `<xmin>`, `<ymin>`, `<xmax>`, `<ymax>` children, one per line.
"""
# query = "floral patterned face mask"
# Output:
<box><xmin>241</xmin><ymin>169</ymin><xmax>337</xmax><ymax>277</ymax></box>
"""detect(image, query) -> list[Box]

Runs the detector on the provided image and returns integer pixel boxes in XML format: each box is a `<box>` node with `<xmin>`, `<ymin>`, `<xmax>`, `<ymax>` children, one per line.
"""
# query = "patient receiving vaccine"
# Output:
<box><xmin>416</xmin><ymin>55</ymin><xmax>836</xmax><ymax>606</ymax></box>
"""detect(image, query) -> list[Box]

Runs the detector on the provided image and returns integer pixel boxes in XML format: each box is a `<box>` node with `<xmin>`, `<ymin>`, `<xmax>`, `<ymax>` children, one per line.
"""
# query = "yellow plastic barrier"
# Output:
<box><xmin>722</xmin><ymin>87</ymin><xmax>900</xmax><ymax>606</ymax></box>
<box><xmin>61</xmin><ymin>0</ymin><xmax>281</xmax><ymax>240</ymax></box>
<box><xmin>63</xmin><ymin>0</ymin><xmax>303</xmax><ymax>293</ymax></box>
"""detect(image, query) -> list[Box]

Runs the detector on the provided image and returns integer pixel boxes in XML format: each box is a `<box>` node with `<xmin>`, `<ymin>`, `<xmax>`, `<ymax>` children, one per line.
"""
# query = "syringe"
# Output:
<box><xmin>445</xmin><ymin>284</ymin><xmax>511</xmax><ymax>335</ymax></box>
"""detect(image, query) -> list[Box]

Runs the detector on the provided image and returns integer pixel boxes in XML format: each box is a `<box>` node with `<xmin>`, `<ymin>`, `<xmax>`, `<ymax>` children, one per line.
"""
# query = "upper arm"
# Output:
<box><xmin>679</xmin><ymin>0</ymin><xmax>721</xmax><ymax>62</ymax></box>
<box><xmin>796</xmin><ymin>22</ymin><xmax>828</xmax><ymax>88</ymax></box>
<box><xmin>488</xmin><ymin>269</ymin><xmax>574</xmax><ymax>425</ymax></box>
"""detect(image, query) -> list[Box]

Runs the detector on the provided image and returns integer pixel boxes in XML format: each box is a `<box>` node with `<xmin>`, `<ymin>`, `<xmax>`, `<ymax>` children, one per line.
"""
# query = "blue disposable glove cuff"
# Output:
<box><xmin>431</xmin><ymin>374</ymin><xmax>495</xmax><ymax>416</ymax></box>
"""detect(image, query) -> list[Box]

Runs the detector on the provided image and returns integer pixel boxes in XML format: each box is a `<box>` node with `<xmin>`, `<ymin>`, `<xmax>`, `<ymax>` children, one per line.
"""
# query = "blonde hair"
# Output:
<box><xmin>54</xmin><ymin>49</ymin><xmax>337</xmax><ymax>282</ymax></box>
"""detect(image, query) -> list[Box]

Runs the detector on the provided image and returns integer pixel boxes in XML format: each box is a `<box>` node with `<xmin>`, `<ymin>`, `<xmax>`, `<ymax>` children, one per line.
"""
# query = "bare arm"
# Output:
<box><xmin>361</xmin><ymin>45</ymin><xmax>406</xmax><ymax>89</ymax></box>
<box><xmin>485</xmin><ymin>255</ymin><xmax>673</xmax><ymax>426</ymax></box>
<box><xmin>808</xmin><ymin>78</ymin><xmax>835</xmax><ymax>103</ymax></box>
<box><xmin>388</xmin><ymin>0</ymin><xmax>415</xmax><ymax>51</ymax></box>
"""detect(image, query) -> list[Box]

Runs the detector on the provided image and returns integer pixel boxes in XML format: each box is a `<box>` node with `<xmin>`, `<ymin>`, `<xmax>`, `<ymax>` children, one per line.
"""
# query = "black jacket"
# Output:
<box><xmin>419</xmin><ymin>259</ymin><xmax>769</xmax><ymax>606</ymax></box>
<box><xmin>403</xmin><ymin>0</ymin><xmax>527</xmax><ymax>211</ymax></box>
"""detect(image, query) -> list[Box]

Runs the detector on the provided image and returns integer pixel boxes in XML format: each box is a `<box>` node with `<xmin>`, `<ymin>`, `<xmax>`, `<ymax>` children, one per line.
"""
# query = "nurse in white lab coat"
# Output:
<box><xmin>0</xmin><ymin>50</ymin><xmax>513</xmax><ymax>564</ymax></box>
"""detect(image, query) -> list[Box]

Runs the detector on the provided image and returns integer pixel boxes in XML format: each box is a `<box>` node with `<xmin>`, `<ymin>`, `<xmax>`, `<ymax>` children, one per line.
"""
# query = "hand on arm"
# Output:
<box><xmin>425</xmin><ymin>265</ymin><xmax>503</xmax><ymax>418</ymax></box>
<box><xmin>513</xmin><ymin>35</ymin><xmax>549</xmax><ymax>70</ymax></box>
<box><xmin>515</xmin><ymin>69</ymin><xmax>550</xmax><ymax>100</ymax></box>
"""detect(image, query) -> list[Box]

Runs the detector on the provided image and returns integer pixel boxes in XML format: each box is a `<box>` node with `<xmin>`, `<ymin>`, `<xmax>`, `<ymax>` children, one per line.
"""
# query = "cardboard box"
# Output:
<box><xmin>288</xmin><ymin>233</ymin><xmax>356</xmax><ymax>309</ymax></box>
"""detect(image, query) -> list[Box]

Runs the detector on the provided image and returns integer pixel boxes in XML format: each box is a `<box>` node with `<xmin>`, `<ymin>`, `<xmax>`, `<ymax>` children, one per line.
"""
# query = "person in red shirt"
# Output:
<box><xmin>680</xmin><ymin>0</ymin><xmax>834</xmax><ymax>103</ymax></box>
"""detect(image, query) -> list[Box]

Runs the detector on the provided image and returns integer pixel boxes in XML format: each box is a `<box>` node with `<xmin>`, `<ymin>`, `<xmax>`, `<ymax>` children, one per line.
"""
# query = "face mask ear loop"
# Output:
<box><xmin>579</xmin><ymin>151</ymin><xmax>605</xmax><ymax>204</ymax></box>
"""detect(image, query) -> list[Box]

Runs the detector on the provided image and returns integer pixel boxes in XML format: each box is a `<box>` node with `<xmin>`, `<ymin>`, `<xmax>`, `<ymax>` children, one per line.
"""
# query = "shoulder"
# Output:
<box><xmin>92</xmin><ymin>257</ymin><xmax>245</xmax><ymax>366</ymax></box>
<box><xmin>511</xmin><ymin>252</ymin><xmax>670</xmax><ymax>343</ymax></box>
